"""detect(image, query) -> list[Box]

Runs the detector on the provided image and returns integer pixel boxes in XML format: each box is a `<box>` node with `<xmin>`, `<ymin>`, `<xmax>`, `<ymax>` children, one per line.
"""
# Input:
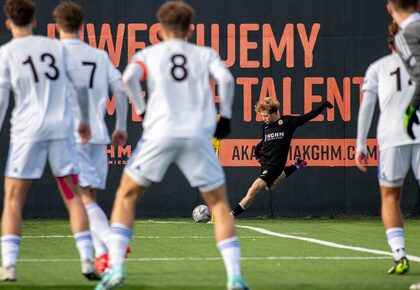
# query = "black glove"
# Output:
<box><xmin>324</xmin><ymin>101</ymin><xmax>333</xmax><ymax>109</ymax></box>
<box><xmin>214</xmin><ymin>117</ymin><xmax>231</xmax><ymax>139</ymax></box>
<box><xmin>405</xmin><ymin>104</ymin><xmax>419</xmax><ymax>139</ymax></box>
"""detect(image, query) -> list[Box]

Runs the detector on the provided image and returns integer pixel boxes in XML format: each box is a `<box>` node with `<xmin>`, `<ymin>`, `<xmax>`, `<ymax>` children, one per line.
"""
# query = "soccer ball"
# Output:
<box><xmin>192</xmin><ymin>204</ymin><xmax>211</xmax><ymax>223</ymax></box>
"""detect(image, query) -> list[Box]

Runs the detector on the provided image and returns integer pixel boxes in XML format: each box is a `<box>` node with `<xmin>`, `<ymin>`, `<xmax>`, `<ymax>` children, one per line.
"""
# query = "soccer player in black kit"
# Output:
<box><xmin>231</xmin><ymin>97</ymin><xmax>333</xmax><ymax>217</ymax></box>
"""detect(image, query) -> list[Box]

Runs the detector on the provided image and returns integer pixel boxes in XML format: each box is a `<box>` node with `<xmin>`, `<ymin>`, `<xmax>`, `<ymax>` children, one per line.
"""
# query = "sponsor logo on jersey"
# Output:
<box><xmin>265</xmin><ymin>132</ymin><xmax>284</xmax><ymax>141</ymax></box>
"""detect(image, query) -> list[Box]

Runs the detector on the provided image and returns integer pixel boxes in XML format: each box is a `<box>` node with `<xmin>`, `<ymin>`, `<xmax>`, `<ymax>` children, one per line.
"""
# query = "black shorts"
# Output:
<box><xmin>259</xmin><ymin>164</ymin><xmax>284</xmax><ymax>187</ymax></box>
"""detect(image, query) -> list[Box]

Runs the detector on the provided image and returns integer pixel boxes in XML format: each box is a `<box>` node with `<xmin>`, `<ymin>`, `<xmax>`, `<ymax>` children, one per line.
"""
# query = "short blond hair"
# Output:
<box><xmin>255</xmin><ymin>97</ymin><xmax>280</xmax><ymax>114</ymax></box>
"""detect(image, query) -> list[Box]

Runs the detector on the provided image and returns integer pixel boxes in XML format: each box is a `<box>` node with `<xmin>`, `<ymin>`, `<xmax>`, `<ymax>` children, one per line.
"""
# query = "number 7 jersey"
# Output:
<box><xmin>0</xmin><ymin>35</ymin><xmax>78</xmax><ymax>143</ymax></box>
<box><xmin>130</xmin><ymin>39</ymin><xmax>231</xmax><ymax>139</ymax></box>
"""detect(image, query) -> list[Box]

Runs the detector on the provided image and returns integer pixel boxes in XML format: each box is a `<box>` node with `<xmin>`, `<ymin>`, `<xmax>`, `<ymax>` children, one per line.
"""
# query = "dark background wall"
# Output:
<box><xmin>0</xmin><ymin>0</ymin><xmax>418</xmax><ymax>218</ymax></box>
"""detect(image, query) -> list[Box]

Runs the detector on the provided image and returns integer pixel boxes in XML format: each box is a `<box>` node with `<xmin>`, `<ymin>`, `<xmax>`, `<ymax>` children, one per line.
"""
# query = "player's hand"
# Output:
<box><xmin>112</xmin><ymin>130</ymin><xmax>128</xmax><ymax>147</ymax></box>
<box><xmin>325</xmin><ymin>101</ymin><xmax>333</xmax><ymax>109</ymax></box>
<box><xmin>404</xmin><ymin>104</ymin><xmax>419</xmax><ymax>139</ymax></box>
<box><xmin>355</xmin><ymin>151</ymin><xmax>368</xmax><ymax>173</ymax></box>
<box><xmin>78</xmin><ymin>122</ymin><xmax>91</xmax><ymax>145</ymax></box>
<box><xmin>214</xmin><ymin>117</ymin><xmax>231</xmax><ymax>139</ymax></box>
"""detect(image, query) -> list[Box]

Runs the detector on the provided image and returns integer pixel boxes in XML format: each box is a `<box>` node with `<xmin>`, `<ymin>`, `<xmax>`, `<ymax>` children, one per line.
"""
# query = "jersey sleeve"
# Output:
<box><xmin>362</xmin><ymin>63</ymin><xmax>379</xmax><ymax>94</ymax></box>
<box><xmin>290</xmin><ymin>102</ymin><xmax>329</xmax><ymax>128</ymax></box>
<box><xmin>122</xmin><ymin>52</ymin><xmax>146</xmax><ymax>115</ymax></box>
<box><xmin>395</xmin><ymin>22</ymin><xmax>420</xmax><ymax>108</ymax></box>
<box><xmin>62</xmin><ymin>43</ymin><xmax>79</xmax><ymax>73</ymax></box>
<box><xmin>208</xmin><ymin>49</ymin><xmax>234</xmax><ymax>119</ymax></box>
<box><xmin>0</xmin><ymin>48</ymin><xmax>11</xmax><ymax>89</ymax></box>
<box><xmin>356</xmin><ymin>90</ymin><xmax>377</xmax><ymax>154</ymax></box>
<box><xmin>104</xmin><ymin>52</ymin><xmax>122</xmax><ymax>84</ymax></box>
<box><xmin>130</xmin><ymin>52</ymin><xmax>147</xmax><ymax>81</ymax></box>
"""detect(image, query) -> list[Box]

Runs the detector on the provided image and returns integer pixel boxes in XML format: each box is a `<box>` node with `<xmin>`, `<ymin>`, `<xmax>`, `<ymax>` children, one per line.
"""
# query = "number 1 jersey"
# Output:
<box><xmin>130</xmin><ymin>39</ymin><xmax>230</xmax><ymax>139</ymax></box>
<box><xmin>362</xmin><ymin>53</ymin><xmax>419</xmax><ymax>149</ymax></box>
<box><xmin>0</xmin><ymin>35</ymin><xmax>78</xmax><ymax>143</ymax></box>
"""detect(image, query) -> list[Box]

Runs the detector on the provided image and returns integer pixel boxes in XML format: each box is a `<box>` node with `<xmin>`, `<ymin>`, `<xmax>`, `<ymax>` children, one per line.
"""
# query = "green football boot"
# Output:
<box><xmin>388</xmin><ymin>256</ymin><xmax>409</xmax><ymax>274</ymax></box>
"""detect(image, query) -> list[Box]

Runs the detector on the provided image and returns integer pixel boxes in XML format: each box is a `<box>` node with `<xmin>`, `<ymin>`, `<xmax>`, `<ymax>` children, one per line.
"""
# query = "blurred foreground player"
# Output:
<box><xmin>387</xmin><ymin>0</ymin><xmax>420</xmax><ymax>139</ymax></box>
<box><xmin>0</xmin><ymin>0</ymin><xmax>98</xmax><ymax>281</ymax></box>
<box><xmin>95</xmin><ymin>1</ymin><xmax>249</xmax><ymax>290</ymax></box>
<box><xmin>53</xmin><ymin>0</ymin><xmax>129</xmax><ymax>275</ymax></box>
<box><xmin>356</xmin><ymin>22</ymin><xmax>417</xmax><ymax>276</ymax></box>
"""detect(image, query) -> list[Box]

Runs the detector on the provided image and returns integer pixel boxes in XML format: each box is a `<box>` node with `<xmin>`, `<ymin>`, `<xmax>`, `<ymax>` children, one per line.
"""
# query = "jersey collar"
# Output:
<box><xmin>61</xmin><ymin>38</ymin><xmax>84</xmax><ymax>45</ymax></box>
<box><xmin>400</xmin><ymin>12</ymin><xmax>420</xmax><ymax>30</ymax></box>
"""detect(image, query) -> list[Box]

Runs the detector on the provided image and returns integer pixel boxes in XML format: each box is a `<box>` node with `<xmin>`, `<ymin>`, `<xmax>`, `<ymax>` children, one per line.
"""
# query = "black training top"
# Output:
<box><xmin>254</xmin><ymin>102</ymin><xmax>329</xmax><ymax>168</ymax></box>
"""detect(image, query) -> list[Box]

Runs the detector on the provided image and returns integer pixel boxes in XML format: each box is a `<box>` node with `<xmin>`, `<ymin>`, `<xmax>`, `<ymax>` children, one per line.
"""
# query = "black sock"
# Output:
<box><xmin>232</xmin><ymin>203</ymin><xmax>245</xmax><ymax>217</ymax></box>
<box><xmin>284</xmin><ymin>164</ymin><xmax>297</xmax><ymax>177</ymax></box>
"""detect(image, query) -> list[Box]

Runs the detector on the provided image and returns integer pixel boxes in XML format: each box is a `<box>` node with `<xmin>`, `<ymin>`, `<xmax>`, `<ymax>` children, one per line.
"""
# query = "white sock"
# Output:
<box><xmin>108</xmin><ymin>224</ymin><xmax>132</xmax><ymax>269</ymax></box>
<box><xmin>1</xmin><ymin>235</ymin><xmax>21</xmax><ymax>268</ymax></box>
<box><xmin>386</xmin><ymin>227</ymin><xmax>406</xmax><ymax>260</ymax></box>
<box><xmin>92</xmin><ymin>232</ymin><xmax>108</xmax><ymax>257</ymax></box>
<box><xmin>85</xmin><ymin>202</ymin><xmax>112</xmax><ymax>251</ymax></box>
<box><xmin>217</xmin><ymin>236</ymin><xmax>241</xmax><ymax>279</ymax></box>
<box><xmin>74</xmin><ymin>231</ymin><xmax>94</xmax><ymax>262</ymax></box>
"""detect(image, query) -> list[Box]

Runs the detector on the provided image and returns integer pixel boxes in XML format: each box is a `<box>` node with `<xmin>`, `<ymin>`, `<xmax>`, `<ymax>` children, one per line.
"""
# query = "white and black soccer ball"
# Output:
<box><xmin>192</xmin><ymin>204</ymin><xmax>211</xmax><ymax>223</ymax></box>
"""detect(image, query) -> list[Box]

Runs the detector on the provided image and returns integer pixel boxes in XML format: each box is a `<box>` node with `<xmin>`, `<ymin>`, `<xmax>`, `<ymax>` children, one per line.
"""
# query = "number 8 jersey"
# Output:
<box><xmin>129</xmin><ymin>39</ymin><xmax>233</xmax><ymax>140</ymax></box>
<box><xmin>0</xmin><ymin>35</ymin><xmax>79</xmax><ymax>143</ymax></box>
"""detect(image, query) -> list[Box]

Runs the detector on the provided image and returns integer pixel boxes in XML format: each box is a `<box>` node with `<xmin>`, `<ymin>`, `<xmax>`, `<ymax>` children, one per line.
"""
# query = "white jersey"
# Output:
<box><xmin>362</xmin><ymin>53</ymin><xmax>419</xmax><ymax>150</ymax></box>
<box><xmin>63</xmin><ymin>39</ymin><xmax>122</xmax><ymax>144</ymax></box>
<box><xmin>0</xmin><ymin>35</ymin><xmax>78</xmax><ymax>143</ymax></box>
<box><xmin>130</xmin><ymin>39</ymin><xmax>231</xmax><ymax>139</ymax></box>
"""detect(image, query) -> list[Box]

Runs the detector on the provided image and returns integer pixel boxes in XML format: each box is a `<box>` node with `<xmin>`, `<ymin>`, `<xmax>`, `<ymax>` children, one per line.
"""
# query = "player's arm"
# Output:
<box><xmin>293</xmin><ymin>101</ymin><xmax>333</xmax><ymax>127</ymax></box>
<box><xmin>0</xmin><ymin>50</ymin><xmax>11</xmax><ymax>131</ymax></box>
<box><xmin>209</xmin><ymin>49</ymin><xmax>234</xmax><ymax>139</ymax></box>
<box><xmin>0</xmin><ymin>88</ymin><xmax>10</xmax><ymax>131</ymax></box>
<box><xmin>110</xmin><ymin>79</ymin><xmax>128</xmax><ymax>147</ymax></box>
<box><xmin>122</xmin><ymin>55</ymin><xmax>146</xmax><ymax>116</ymax></box>
<box><xmin>63</xmin><ymin>46</ymin><xmax>90</xmax><ymax>144</ymax></box>
<box><xmin>356</xmin><ymin>64</ymin><xmax>378</xmax><ymax>172</ymax></box>
<box><xmin>356</xmin><ymin>91</ymin><xmax>377</xmax><ymax>172</ymax></box>
<box><xmin>105</xmin><ymin>55</ymin><xmax>128</xmax><ymax>147</ymax></box>
<box><xmin>395</xmin><ymin>29</ymin><xmax>420</xmax><ymax>138</ymax></box>
<box><xmin>254</xmin><ymin>140</ymin><xmax>263</xmax><ymax>160</ymax></box>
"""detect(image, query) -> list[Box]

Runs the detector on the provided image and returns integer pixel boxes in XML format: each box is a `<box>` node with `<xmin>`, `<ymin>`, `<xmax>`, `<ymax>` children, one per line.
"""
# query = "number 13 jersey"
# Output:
<box><xmin>130</xmin><ymin>39</ymin><xmax>230</xmax><ymax>139</ymax></box>
<box><xmin>0</xmin><ymin>35</ymin><xmax>78</xmax><ymax>143</ymax></box>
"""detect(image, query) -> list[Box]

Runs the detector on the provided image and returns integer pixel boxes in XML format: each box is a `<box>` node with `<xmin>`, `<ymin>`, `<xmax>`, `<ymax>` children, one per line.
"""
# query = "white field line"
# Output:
<box><xmin>21</xmin><ymin>234</ymin><xmax>307</xmax><ymax>239</ymax></box>
<box><xmin>17</xmin><ymin>256</ymin><xmax>391</xmax><ymax>263</ymax></box>
<box><xmin>236</xmin><ymin>225</ymin><xmax>420</xmax><ymax>263</ymax></box>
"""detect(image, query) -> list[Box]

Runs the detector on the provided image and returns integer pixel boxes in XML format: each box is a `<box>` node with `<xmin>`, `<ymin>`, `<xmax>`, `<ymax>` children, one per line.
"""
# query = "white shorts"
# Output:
<box><xmin>378</xmin><ymin>144</ymin><xmax>420</xmax><ymax>187</ymax></box>
<box><xmin>77</xmin><ymin>144</ymin><xmax>108</xmax><ymax>189</ymax></box>
<box><xmin>5</xmin><ymin>138</ymin><xmax>79</xmax><ymax>179</ymax></box>
<box><xmin>125</xmin><ymin>137</ymin><xmax>225</xmax><ymax>192</ymax></box>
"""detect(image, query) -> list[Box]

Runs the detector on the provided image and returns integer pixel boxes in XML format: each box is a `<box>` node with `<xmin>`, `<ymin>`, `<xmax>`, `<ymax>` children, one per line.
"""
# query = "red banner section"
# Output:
<box><xmin>218</xmin><ymin>139</ymin><xmax>378</xmax><ymax>167</ymax></box>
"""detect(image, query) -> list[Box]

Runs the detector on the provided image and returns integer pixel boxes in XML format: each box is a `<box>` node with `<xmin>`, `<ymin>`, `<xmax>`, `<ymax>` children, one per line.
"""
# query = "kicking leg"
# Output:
<box><xmin>267</xmin><ymin>158</ymin><xmax>307</xmax><ymax>190</ymax></box>
<box><xmin>231</xmin><ymin>178</ymin><xmax>266</xmax><ymax>217</ymax></box>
